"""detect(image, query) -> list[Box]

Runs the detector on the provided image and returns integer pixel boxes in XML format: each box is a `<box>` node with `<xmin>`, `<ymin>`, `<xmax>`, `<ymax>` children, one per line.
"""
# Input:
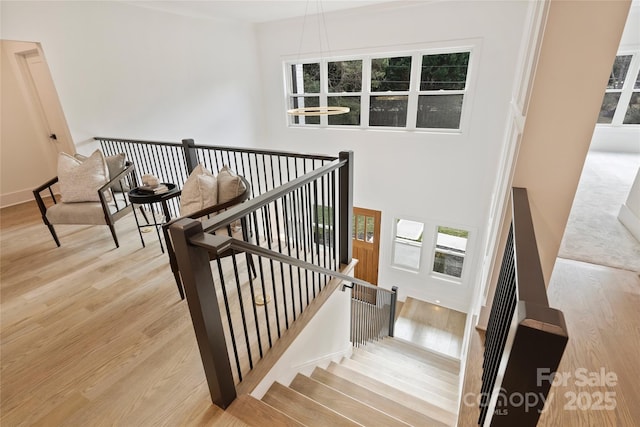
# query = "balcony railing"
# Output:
<box><xmin>97</xmin><ymin>137</ymin><xmax>397</xmax><ymax>408</ymax></box>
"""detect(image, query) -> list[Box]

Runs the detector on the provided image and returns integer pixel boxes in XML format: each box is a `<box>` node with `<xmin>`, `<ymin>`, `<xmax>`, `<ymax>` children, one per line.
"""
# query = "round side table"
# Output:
<box><xmin>129</xmin><ymin>183</ymin><xmax>181</xmax><ymax>253</ymax></box>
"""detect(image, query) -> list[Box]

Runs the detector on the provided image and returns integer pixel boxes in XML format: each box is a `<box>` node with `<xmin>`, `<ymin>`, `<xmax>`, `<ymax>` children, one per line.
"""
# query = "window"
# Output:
<box><xmin>353</xmin><ymin>213</ymin><xmax>375</xmax><ymax>242</ymax></box>
<box><xmin>286</xmin><ymin>48</ymin><xmax>472</xmax><ymax>131</ymax></box>
<box><xmin>290</xmin><ymin>62</ymin><xmax>321</xmax><ymax>125</ymax></box>
<box><xmin>432</xmin><ymin>226</ymin><xmax>468</xmax><ymax>279</ymax></box>
<box><xmin>370</xmin><ymin>56</ymin><xmax>411</xmax><ymax>127</ymax></box>
<box><xmin>328</xmin><ymin>60</ymin><xmax>362</xmax><ymax>126</ymax></box>
<box><xmin>313</xmin><ymin>205</ymin><xmax>334</xmax><ymax>247</ymax></box>
<box><xmin>417</xmin><ymin>52</ymin><xmax>469</xmax><ymax>129</ymax></box>
<box><xmin>392</xmin><ymin>219</ymin><xmax>424</xmax><ymax>271</ymax></box>
<box><xmin>624</xmin><ymin>67</ymin><xmax>640</xmax><ymax>124</ymax></box>
<box><xmin>597</xmin><ymin>53</ymin><xmax>640</xmax><ymax>125</ymax></box>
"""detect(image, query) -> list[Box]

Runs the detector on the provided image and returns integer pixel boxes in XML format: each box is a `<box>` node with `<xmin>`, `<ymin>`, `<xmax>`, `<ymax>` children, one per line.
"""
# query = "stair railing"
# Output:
<box><xmin>170</xmin><ymin>217</ymin><xmax>397</xmax><ymax>409</ymax></box>
<box><xmin>479</xmin><ymin>187</ymin><xmax>569</xmax><ymax>426</ymax></box>
<box><xmin>345</xmin><ymin>282</ymin><xmax>398</xmax><ymax>347</ymax></box>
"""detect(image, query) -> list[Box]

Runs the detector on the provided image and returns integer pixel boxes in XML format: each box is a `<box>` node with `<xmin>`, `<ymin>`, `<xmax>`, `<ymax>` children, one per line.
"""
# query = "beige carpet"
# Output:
<box><xmin>558</xmin><ymin>151</ymin><xmax>640</xmax><ymax>273</ymax></box>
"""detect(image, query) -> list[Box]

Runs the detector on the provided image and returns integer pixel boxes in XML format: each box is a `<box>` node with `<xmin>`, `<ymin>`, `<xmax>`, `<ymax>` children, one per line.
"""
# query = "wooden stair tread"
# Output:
<box><xmin>227</xmin><ymin>394</ymin><xmax>304</xmax><ymax>427</ymax></box>
<box><xmin>351</xmin><ymin>349</ymin><xmax>459</xmax><ymax>398</ymax></box>
<box><xmin>311</xmin><ymin>367</ymin><xmax>450</xmax><ymax>427</ymax></box>
<box><xmin>364</xmin><ymin>342</ymin><xmax>460</xmax><ymax>383</ymax></box>
<box><xmin>376</xmin><ymin>338</ymin><xmax>460</xmax><ymax>373</ymax></box>
<box><xmin>289</xmin><ymin>373</ymin><xmax>410</xmax><ymax>427</ymax></box>
<box><xmin>326</xmin><ymin>362</ymin><xmax>457</xmax><ymax>426</ymax></box>
<box><xmin>262</xmin><ymin>381</ymin><xmax>361</xmax><ymax>427</ymax></box>
<box><xmin>340</xmin><ymin>357</ymin><xmax>458</xmax><ymax>412</ymax></box>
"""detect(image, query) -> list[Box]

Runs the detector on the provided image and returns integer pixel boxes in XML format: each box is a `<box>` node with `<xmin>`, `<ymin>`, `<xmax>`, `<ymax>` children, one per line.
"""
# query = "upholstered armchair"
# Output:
<box><xmin>33</xmin><ymin>155</ymin><xmax>138</xmax><ymax>248</ymax></box>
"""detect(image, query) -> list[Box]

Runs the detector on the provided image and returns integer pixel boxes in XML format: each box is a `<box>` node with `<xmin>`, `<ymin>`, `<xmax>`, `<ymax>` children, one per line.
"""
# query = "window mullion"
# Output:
<box><xmin>362</xmin><ymin>56</ymin><xmax>372</xmax><ymax>128</ymax></box>
<box><xmin>406</xmin><ymin>53</ymin><xmax>421</xmax><ymax>130</ymax></box>
<box><xmin>320</xmin><ymin>60</ymin><xmax>328</xmax><ymax>126</ymax></box>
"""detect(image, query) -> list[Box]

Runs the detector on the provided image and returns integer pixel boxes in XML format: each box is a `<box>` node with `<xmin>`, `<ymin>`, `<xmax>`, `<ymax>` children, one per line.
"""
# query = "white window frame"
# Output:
<box><xmin>391</xmin><ymin>218</ymin><xmax>425</xmax><ymax>273</ymax></box>
<box><xmin>430</xmin><ymin>225</ymin><xmax>469</xmax><ymax>283</ymax></box>
<box><xmin>598</xmin><ymin>50</ymin><xmax>640</xmax><ymax>126</ymax></box>
<box><xmin>284</xmin><ymin>46</ymin><xmax>475</xmax><ymax>132</ymax></box>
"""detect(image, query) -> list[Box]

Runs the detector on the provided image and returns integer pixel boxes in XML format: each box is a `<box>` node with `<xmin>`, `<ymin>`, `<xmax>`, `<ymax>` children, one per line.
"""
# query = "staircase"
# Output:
<box><xmin>227</xmin><ymin>337</ymin><xmax>460</xmax><ymax>426</ymax></box>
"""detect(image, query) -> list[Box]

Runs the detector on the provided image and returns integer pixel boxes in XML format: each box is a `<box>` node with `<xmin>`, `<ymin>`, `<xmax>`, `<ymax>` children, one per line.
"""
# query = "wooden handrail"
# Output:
<box><xmin>511</xmin><ymin>187</ymin><xmax>549</xmax><ymax>307</ymax></box>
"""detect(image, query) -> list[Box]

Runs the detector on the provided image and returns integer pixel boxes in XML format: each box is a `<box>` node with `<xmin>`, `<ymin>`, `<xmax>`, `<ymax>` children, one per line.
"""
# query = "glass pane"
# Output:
<box><xmin>433</xmin><ymin>226</ymin><xmax>467</xmax><ymax>278</ymax></box>
<box><xmin>433</xmin><ymin>251</ymin><xmax>464</xmax><ymax>278</ymax></box>
<box><xmin>291</xmin><ymin>63</ymin><xmax>320</xmax><ymax>94</ymax></box>
<box><xmin>328</xmin><ymin>60</ymin><xmax>362</xmax><ymax>92</ymax></box>
<box><xmin>396</xmin><ymin>219</ymin><xmax>423</xmax><ymax>241</ymax></box>
<box><xmin>607</xmin><ymin>55</ymin><xmax>632</xmax><ymax>89</ymax></box>
<box><xmin>394</xmin><ymin>219</ymin><xmax>423</xmax><ymax>270</ymax></box>
<box><xmin>365</xmin><ymin>216</ymin><xmax>374</xmax><ymax>243</ymax></box>
<box><xmin>328</xmin><ymin>96</ymin><xmax>361</xmax><ymax>125</ymax></box>
<box><xmin>597</xmin><ymin>92</ymin><xmax>621</xmax><ymax>124</ymax></box>
<box><xmin>290</xmin><ymin>96</ymin><xmax>320</xmax><ymax>125</ymax></box>
<box><xmin>369</xmin><ymin>95</ymin><xmax>408</xmax><ymax>127</ymax></box>
<box><xmin>352</xmin><ymin>215</ymin><xmax>356</xmax><ymax>238</ymax></box>
<box><xmin>623</xmin><ymin>92</ymin><xmax>640</xmax><ymax>124</ymax></box>
<box><xmin>356</xmin><ymin>215</ymin><xmax>365</xmax><ymax>241</ymax></box>
<box><xmin>417</xmin><ymin>94</ymin><xmax>464</xmax><ymax>129</ymax></box>
<box><xmin>421</xmin><ymin>52</ymin><xmax>470</xmax><ymax>91</ymax></box>
<box><xmin>371</xmin><ymin>56</ymin><xmax>412</xmax><ymax>92</ymax></box>
<box><xmin>437</xmin><ymin>226</ymin><xmax>469</xmax><ymax>239</ymax></box>
<box><xmin>635</xmin><ymin>70</ymin><xmax>640</xmax><ymax>90</ymax></box>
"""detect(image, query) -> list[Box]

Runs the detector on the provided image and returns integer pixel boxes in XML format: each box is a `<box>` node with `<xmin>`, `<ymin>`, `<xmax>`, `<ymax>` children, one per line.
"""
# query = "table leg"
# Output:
<box><xmin>131</xmin><ymin>203</ymin><xmax>146</xmax><ymax>248</ymax></box>
<box><xmin>161</xmin><ymin>200</ymin><xmax>172</xmax><ymax>223</ymax></box>
<box><xmin>150</xmin><ymin>205</ymin><xmax>165</xmax><ymax>254</ymax></box>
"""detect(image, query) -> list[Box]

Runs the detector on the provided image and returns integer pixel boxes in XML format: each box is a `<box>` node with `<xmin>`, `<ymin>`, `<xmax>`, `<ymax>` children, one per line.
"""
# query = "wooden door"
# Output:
<box><xmin>352</xmin><ymin>207</ymin><xmax>381</xmax><ymax>285</ymax></box>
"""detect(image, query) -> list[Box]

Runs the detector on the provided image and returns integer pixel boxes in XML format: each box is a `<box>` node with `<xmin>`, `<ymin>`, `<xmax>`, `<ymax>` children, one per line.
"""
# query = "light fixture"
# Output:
<box><xmin>288</xmin><ymin>106</ymin><xmax>350</xmax><ymax>116</ymax></box>
<box><xmin>288</xmin><ymin>0</ymin><xmax>349</xmax><ymax>118</ymax></box>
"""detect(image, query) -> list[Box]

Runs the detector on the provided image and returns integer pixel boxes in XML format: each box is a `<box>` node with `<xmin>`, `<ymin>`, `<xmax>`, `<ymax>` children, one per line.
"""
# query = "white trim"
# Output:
<box><xmin>0</xmin><ymin>188</ymin><xmax>37</xmax><ymax>208</ymax></box>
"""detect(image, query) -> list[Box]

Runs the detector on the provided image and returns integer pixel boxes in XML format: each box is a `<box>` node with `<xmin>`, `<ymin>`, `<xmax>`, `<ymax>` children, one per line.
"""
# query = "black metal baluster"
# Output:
<box><xmin>215</xmin><ymin>259</ymin><xmax>242</xmax><ymax>382</ymax></box>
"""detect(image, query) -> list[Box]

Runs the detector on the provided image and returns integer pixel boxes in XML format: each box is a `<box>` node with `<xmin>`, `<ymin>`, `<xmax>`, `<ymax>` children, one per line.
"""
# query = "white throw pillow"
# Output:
<box><xmin>75</xmin><ymin>151</ymin><xmax>126</xmax><ymax>180</ymax></box>
<box><xmin>217</xmin><ymin>165</ymin><xmax>247</xmax><ymax>204</ymax></box>
<box><xmin>58</xmin><ymin>150</ymin><xmax>109</xmax><ymax>203</ymax></box>
<box><xmin>180</xmin><ymin>164</ymin><xmax>218</xmax><ymax>217</ymax></box>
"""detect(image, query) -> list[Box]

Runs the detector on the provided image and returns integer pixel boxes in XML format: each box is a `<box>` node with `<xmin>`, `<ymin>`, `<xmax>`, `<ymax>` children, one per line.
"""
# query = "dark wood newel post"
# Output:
<box><xmin>182</xmin><ymin>138</ymin><xmax>199</xmax><ymax>174</ymax></box>
<box><xmin>389</xmin><ymin>286</ymin><xmax>398</xmax><ymax>337</ymax></box>
<box><xmin>169</xmin><ymin>218</ymin><xmax>236</xmax><ymax>408</ymax></box>
<box><xmin>338</xmin><ymin>151</ymin><xmax>354</xmax><ymax>266</ymax></box>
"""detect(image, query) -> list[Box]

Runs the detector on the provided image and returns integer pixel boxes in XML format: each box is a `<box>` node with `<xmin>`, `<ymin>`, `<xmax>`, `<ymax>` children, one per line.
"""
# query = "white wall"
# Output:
<box><xmin>251</xmin><ymin>285</ymin><xmax>352</xmax><ymax>398</ymax></box>
<box><xmin>1</xmin><ymin>1</ymin><xmax>263</xmax><ymax>155</ymax></box>
<box><xmin>254</xmin><ymin>1</ymin><xmax>530</xmax><ymax>312</ymax></box>
<box><xmin>619</xmin><ymin>166</ymin><xmax>640</xmax><ymax>240</ymax></box>
<box><xmin>590</xmin><ymin>2</ymin><xmax>640</xmax><ymax>153</ymax></box>
<box><xmin>512</xmin><ymin>0</ymin><xmax>631</xmax><ymax>286</ymax></box>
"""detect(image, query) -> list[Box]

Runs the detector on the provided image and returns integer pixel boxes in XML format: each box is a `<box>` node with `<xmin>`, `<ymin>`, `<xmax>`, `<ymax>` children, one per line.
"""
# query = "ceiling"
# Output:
<box><xmin>125</xmin><ymin>0</ymin><xmax>399</xmax><ymax>24</ymax></box>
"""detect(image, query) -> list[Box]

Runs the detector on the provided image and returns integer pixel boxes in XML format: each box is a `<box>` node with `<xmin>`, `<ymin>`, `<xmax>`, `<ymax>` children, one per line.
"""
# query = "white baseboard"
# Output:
<box><xmin>0</xmin><ymin>188</ymin><xmax>35</xmax><ymax>209</ymax></box>
<box><xmin>618</xmin><ymin>203</ymin><xmax>640</xmax><ymax>243</ymax></box>
<box><xmin>292</xmin><ymin>346</ymin><xmax>353</xmax><ymax>374</ymax></box>
<box><xmin>250</xmin><ymin>345</ymin><xmax>352</xmax><ymax>399</ymax></box>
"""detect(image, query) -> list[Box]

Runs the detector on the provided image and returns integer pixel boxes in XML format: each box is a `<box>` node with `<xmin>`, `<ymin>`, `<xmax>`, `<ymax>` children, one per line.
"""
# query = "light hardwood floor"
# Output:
<box><xmin>457</xmin><ymin>258</ymin><xmax>640</xmax><ymax>426</ymax></box>
<box><xmin>1</xmin><ymin>201</ymin><xmax>244</xmax><ymax>425</ymax></box>
<box><xmin>394</xmin><ymin>297</ymin><xmax>466</xmax><ymax>359</ymax></box>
